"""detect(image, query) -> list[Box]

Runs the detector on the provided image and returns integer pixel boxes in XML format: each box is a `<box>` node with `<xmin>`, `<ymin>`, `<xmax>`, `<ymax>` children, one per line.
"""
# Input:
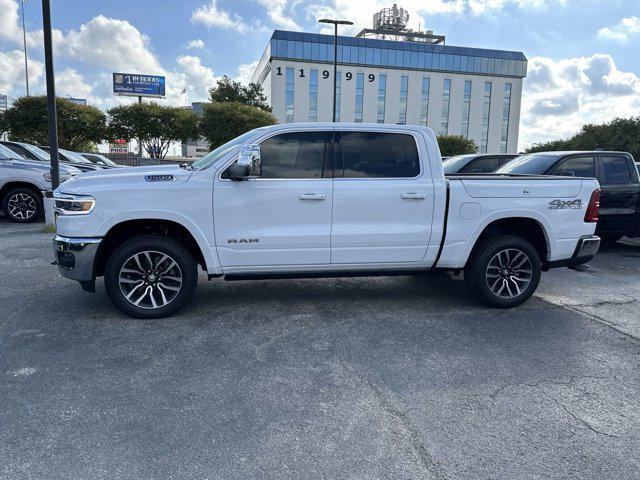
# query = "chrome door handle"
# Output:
<box><xmin>401</xmin><ymin>192</ymin><xmax>427</xmax><ymax>200</ymax></box>
<box><xmin>299</xmin><ymin>193</ymin><xmax>326</xmax><ymax>201</ymax></box>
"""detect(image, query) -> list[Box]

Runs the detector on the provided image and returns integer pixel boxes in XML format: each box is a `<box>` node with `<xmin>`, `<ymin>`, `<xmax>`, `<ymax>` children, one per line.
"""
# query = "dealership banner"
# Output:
<box><xmin>112</xmin><ymin>73</ymin><xmax>165</xmax><ymax>97</ymax></box>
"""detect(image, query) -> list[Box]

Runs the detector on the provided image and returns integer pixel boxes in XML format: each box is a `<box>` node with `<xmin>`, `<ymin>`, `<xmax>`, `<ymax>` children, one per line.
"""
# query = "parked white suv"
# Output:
<box><xmin>53</xmin><ymin>124</ymin><xmax>601</xmax><ymax>318</ymax></box>
<box><xmin>0</xmin><ymin>144</ymin><xmax>80</xmax><ymax>222</ymax></box>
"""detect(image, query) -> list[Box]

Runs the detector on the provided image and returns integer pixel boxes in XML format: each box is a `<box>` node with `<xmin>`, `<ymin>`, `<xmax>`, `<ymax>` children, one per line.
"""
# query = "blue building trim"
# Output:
<box><xmin>269</xmin><ymin>30</ymin><xmax>527</xmax><ymax>79</ymax></box>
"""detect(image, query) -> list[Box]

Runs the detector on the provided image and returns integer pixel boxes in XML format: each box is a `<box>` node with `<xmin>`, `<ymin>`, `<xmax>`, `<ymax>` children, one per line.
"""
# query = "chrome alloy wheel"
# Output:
<box><xmin>7</xmin><ymin>193</ymin><xmax>37</xmax><ymax>220</ymax></box>
<box><xmin>118</xmin><ymin>250</ymin><xmax>183</xmax><ymax>310</ymax></box>
<box><xmin>485</xmin><ymin>248</ymin><xmax>533</xmax><ymax>299</ymax></box>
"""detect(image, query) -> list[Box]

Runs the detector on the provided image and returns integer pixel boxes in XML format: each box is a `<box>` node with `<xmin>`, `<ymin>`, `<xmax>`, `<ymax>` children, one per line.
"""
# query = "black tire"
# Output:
<box><xmin>2</xmin><ymin>187</ymin><xmax>43</xmax><ymax>223</ymax></box>
<box><xmin>104</xmin><ymin>234</ymin><xmax>198</xmax><ymax>319</ymax></box>
<box><xmin>464</xmin><ymin>235</ymin><xmax>542</xmax><ymax>308</ymax></box>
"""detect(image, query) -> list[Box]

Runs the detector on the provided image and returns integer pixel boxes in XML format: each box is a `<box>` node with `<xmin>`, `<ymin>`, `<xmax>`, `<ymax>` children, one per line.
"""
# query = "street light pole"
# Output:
<box><xmin>318</xmin><ymin>18</ymin><xmax>353</xmax><ymax>123</ymax></box>
<box><xmin>21</xmin><ymin>0</ymin><xmax>30</xmax><ymax>96</ymax></box>
<box><xmin>42</xmin><ymin>0</ymin><xmax>59</xmax><ymax>189</ymax></box>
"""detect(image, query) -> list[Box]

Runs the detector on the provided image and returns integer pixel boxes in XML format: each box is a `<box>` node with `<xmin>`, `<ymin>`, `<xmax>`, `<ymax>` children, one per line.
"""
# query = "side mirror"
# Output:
<box><xmin>229</xmin><ymin>144</ymin><xmax>261</xmax><ymax>181</ymax></box>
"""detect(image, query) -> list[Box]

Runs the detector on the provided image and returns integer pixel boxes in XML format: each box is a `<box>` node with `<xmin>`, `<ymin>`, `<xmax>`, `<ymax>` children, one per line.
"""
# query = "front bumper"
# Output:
<box><xmin>547</xmin><ymin>235</ymin><xmax>601</xmax><ymax>269</ymax></box>
<box><xmin>53</xmin><ymin>235</ymin><xmax>102</xmax><ymax>284</ymax></box>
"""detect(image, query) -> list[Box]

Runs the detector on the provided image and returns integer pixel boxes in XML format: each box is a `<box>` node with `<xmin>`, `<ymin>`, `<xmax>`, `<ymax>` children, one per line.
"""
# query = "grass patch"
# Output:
<box><xmin>42</xmin><ymin>225</ymin><xmax>56</xmax><ymax>234</ymax></box>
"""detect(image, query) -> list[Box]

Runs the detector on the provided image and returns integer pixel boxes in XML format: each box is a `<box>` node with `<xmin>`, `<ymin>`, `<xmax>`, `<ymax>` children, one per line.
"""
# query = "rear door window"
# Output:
<box><xmin>338</xmin><ymin>132</ymin><xmax>420</xmax><ymax>178</ymax></box>
<box><xmin>601</xmin><ymin>156</ymin><xmax>632</xmax><ymax>184</ymax></box>
<box><xmin>550</xmin><ymin>156</ymin><xmax>595</xmax><ymax>178</ymax></box>
<box><xmin>464</xmin><ymin>156</ymin><xmax>500</xmax><ymax>173</ymax></box>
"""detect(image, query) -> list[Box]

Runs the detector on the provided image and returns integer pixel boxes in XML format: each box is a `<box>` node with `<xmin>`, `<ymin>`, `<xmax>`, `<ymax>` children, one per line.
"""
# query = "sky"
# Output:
<box><xmin>0</xmin><ymin>0</ymin><xmax>639</xmax><ymax>150</ymax></box>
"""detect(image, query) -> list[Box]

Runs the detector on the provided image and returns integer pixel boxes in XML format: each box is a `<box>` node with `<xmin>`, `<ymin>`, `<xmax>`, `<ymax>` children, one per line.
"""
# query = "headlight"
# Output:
<box><xmin>44</xmin><ymin>173</ymin><xmax>72</xmax><ymax>183</ymax></box>
<box><xmin>54</xmin><ymin>194</ymin><xmax>95</xmax><ymax>215</ymax></box>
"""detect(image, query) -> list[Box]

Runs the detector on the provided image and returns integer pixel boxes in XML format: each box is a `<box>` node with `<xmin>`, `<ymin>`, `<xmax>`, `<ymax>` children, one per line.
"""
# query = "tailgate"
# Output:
<box><xmin>460</xmin><ymin>178</ymin><xmax>582</xmax><ymax>198</ymax></box>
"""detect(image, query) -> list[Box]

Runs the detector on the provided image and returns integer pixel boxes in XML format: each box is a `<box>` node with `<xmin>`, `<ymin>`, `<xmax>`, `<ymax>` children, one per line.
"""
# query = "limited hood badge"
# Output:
<box><xmin>145</xmin><ymin>174</ymin><xmax>175</xmax><ymax>182</ymax></box>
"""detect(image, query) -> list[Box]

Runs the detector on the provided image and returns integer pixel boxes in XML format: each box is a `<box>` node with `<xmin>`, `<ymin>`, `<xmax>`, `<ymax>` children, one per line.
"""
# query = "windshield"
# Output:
<box><xmin>191</xmin><ymin>129</ymin><xmax>263</xmax><ymax>171</ymax></box>
<box><xmin>87</xmin><ymin>154</ymin><xmax>118</xmax><ymax>167</ymax></box>
<box><xmin>442</xmin><ymin>155</ymin><xmax>474</xmax><ymax>174</ymax></box>
<box><xmin>21</xmin><ymin>143</ymin><xmax>51</xmax><ymax>161</ymax></box>
<box><xmin>496</xmin><ymin>154</ymin><xmax>560</xmax><ymax>174</ymax></box>
<box><xmin>0</xmin><ymin>144</ymin><xmax>22</xmax><ymax>160</ymax></box>
<box><xmin>60</xmin><ymin>149</ymin><xmax>92</xmax><ymax>164</ymax></box>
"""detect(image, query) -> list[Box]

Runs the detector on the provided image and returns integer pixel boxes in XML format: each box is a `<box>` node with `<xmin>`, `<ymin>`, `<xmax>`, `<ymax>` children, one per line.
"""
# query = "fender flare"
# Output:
<box><xmin>96</xmin><ymin>210</ymin><xmax>221</xmax><ymax>274</ymax></box>
<box><xmin>456</xmin><ymin>209</ymin><xmax>553</xmax><ymax>268</ymax></box>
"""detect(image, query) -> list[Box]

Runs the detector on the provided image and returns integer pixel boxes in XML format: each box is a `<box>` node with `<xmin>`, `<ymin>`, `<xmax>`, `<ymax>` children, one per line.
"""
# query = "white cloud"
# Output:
<box><xmin>56</xmin><ymin>68</ymin><xmax>94</xmax><ymax>100</ymax></box>
<box><xmin>598</xmin><ymin>16</ymin><xmax>640</xmax><ymax>43</ymax></box>
<box><xmin>521</xmin><ymin>54</ymin><xmax>640</xmax><ymax>148</ymax></box>
<box><xmin>0</xmin><ymin>50</ymin><xmax>44</xmax><ymax>97</ymax></box>
<box><xmin>171</xmin><ymin>55</ymin><xmax>218</xmax><ymax>103</ymax></box>
<box><xmin>191</xmin><ymin>0</ymin><xmax>248</xmax><ymax>32</ymax></box>
<box><xmin>256</xmin><ymin>0</ymin><xmax>301</xmax><ymax>30</ymax></box>
<box><xmin>236</xmin><ymin>60</ymin><xmax>259</xmax><ymax>85</ymax></box>
<box><xmin>187</xmin><ymin>39</ymin><xmax>206</xmax><ymax>50</ymax></box>
<box><xmin>0</xmin><ymin>0</ymin><xmax>21</xmax><ymax>43</ymax></box>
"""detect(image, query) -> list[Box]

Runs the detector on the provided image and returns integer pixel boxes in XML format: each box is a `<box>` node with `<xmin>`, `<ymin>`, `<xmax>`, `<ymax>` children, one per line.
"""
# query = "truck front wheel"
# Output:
<box><xmin>104</xmin><ymin>235</ymin><xmax>198</xmax><ymax>319</ymax></box>
<box><xmin>464</xmin><ymin>235</ymin><xmax>542</xmax><ymax>308</ymax></box>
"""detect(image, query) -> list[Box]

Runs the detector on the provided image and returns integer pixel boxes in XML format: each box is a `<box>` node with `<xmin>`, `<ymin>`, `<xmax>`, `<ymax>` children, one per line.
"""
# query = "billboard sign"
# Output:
<box><xmin>112</xmin><ymin>73</ymin><xmax>165</xmax><ymax>97</ymax></box>
<box><xmin>109</xmin><ymin>138</ymin><xmax>129</xmax><ymax>155</ymax></box>
<box><xmin>0</xmin><ymin>94</ymin><xmax>7</xmax><ymax>111</ymax></box>
<box><xmin>67</xmin><ymin>97</ymin><xmax>86</xmax><ymax>105</ymax></box>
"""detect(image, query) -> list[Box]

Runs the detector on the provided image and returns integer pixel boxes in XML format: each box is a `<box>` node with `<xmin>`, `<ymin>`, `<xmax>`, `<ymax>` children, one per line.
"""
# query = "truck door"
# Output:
<box><xmin>596</xmin><ymin>154</ymin><xmax>640</xmax><ymax>236</ymax></box>
<box><xmin>331</xmin><ymin>130</ymin><xmax>434</xmax><ymax>264</ymax></box>
<box><xmin>213</xmin><ymin>130</ymin><xmax>334</xmax><ymax>267</ymax></box>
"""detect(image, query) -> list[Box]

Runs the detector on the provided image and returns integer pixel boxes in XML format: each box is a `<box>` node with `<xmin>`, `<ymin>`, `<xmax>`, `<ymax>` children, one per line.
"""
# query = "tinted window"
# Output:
<box><xmin>496</xmin><ymin>154</ymin><xmax>560</xmax><ymax>174</ymax></box>
<box><xmin>443</xmin><ymin>154</ymin><xmax>474</xmax><ymax>174</ymax></box>
<box><xmin>551</xmin><ymin>156</ymin><xmax>595</xmax><ymax>178</ymax></box>
<box><xmin>2</xmin><ymin>143</ymin><xmax>31</xmax><ymax>159</ymax></box>
<box><xmin>339</xmin><ymin>132</ymin><xmax>419</xmax><ymax>178</ymax></box>
<box><xmin>259</xmin><ymin>131</ymin><xmax>331</xmax><ymax>179</ymax></box>
<box><xmin>464</xmin><ymin>156</ymin><xmax>500</xmax><ymax>173</ymax></box>
<box><xmin>602</xmin><ymin>156</ymin><xmax>632</xmax><ymax>184</ymax></box>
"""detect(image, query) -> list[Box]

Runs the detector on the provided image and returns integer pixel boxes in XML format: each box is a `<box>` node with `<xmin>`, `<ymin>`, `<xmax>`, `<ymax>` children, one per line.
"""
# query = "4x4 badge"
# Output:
<box><xmin>548</xmin><ymin>199</ymin><xmax>582</xmax><ymax>210</ymax></box>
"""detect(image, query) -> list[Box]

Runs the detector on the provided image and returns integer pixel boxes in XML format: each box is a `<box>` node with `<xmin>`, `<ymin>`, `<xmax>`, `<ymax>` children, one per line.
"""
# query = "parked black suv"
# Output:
<box><xmin>497</xmin><ymin>151</ymin><xmax>640</xmax><ymax>243</ymax></box>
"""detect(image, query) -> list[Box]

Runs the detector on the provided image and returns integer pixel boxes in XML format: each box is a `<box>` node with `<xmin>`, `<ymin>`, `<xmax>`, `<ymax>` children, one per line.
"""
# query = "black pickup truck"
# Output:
<box><xmin>497</xmin><ymin>151</ymin><xmax>640</xmax><ymax>243</ymax></box>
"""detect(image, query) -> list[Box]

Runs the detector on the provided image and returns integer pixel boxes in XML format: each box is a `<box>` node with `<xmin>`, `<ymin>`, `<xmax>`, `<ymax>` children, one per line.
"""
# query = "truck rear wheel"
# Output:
<box><xmin>464</xmin><ymin>235</ymin><xmax>541</xmax><ymax>308</ymax></box>
<box><xmin>104</xmin><ymin>235</ymin><xmax>198</xmax><ymax>319</ymax></box>
<box><xmin>3</xmin><ymin>187</ymin><xmax>42</xmax><ymax>223</ymax></box>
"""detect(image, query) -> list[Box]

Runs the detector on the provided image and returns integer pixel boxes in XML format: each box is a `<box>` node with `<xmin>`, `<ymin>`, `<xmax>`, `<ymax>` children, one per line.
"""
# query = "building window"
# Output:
<box><xmin>309</xmin><ymin>69</ymin><xmax>318</xmax><ymax>122</ymax></box>
<box><xmin>355</xmin><ymin>72</ymin><xmax>364</xmax><ymax>123</ymax></box>
<box><xmin>335</xmin><ymin>70</ymin><xmax>341</xmax><ymax>122</ymax></box>
<box><xmin>399</xmin><ymin>75</ymin><xmax>409</xmax><ymax>124</ymax></box>
<box><xmin>500</xmin><ymin>83</ymin><xmax>512</xmax><ymax>153</ymax></box>
<box><xmin>285</xmin><ymin>67</ymin><xmax>294</xmax><ymax>123</ymax></box>
<box><xmin>377</xmin><ymin>74</ymin><xmax>387</xmax><ymax>123</ymax></box>
<box><xmin>480</xmin><ymin>82</ymin><xmax>492</xmax><ymax>153</ymax></box>
<box><xmin>461</xmin><ymin>80</ymin><xmax>472</xmax><ymax>138</ymax></box>
<box><xmin>439</xmin><ymin>79</ymin><xmax>451</xmax><ymax>135</ymax></box>
<box><xmin>420</xmin><ymin>77</ymin><xmax>430</xmax><ymax>126</ymax></box>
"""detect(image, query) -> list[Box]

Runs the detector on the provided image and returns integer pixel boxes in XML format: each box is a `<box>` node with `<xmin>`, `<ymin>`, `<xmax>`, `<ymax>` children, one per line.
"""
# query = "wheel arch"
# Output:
<box><xmin>93</xmin><ymin>218</ymin><xmax>216</xmax><ymax>278</ymax></box>
<box><xmin>460</xmin><ymin>213</ymin><xmax>551</xmax><ymax>268</ymax></box>
<box><xmin>0</xmin><ymin>181</ymin><xmax>43</xmax><ymax>203</ymax></box>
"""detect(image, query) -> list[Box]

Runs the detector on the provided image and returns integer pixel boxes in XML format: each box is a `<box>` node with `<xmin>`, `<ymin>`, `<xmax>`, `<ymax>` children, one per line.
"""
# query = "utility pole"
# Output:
<box><xmin>42</xmin><ymin>0</ymin><xmax>59</xmax><ymax>189</ymax></box>
<box><xmin>318</xmin><ymin>18</ymin><xmax>353</xmax><ymax>122</ymax></box>
<box><xmin>21</xmin><ymin>0</ymin><xmax>30</xmax><ymax>96</ymax></box>
<box><xmin>138</xmin><ymin>95</ymin><xmax>143</xmax><ymax>158</ymax></box>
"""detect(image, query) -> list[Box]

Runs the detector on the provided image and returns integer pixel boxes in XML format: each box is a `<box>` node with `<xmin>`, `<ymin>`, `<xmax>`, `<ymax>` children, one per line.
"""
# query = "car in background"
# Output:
<box><xmin>1</xmin><ymin>141</ymin><xmax>99</xmax><ymax>173</ymax></box>
<box><xmin>0</xmin><ymin>144</ymin><xmax>81</xmax><ymax>223</ymax></box>
<box><xmin>38</xmin><ymin>146</ymin><xmax>104</xmax><ymax>172</ymax></box>
<box><xmin>79</xmin><ymin>152</ymin><xmax>125</xmax><ymax>168</ymax></box>
<box><xmin>443</xmin><ymin>154</ymin><xmax>519</xmax><ymax>174</ymax></box>
<box><xmin>497</xmin><ymin>151</ymin><xmax>640</xmax><ymax>243</ymax></box>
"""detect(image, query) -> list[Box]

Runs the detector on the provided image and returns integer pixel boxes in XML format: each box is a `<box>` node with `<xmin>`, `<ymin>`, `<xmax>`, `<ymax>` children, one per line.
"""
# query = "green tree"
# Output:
<box><xmin>209</xmin><ymin>76</ymin><xmax>270</xmax><ymax>111</ymax></box>
<box><xmin>200</xmin><ymin>101</ymin><xmax>277</xmax><ymax>149</ymax></box>
<box><xmin>108</xmin><ymin>102</ymin><xmax>200</xmax><ymax>158</ymax></box>
<box><xmin>437</xmin><ymin>135</ymin><xmax>479</xmax><ymax>157</ymax></box>
<box><xmin>2</xmin><ymin>96</ymin><xmax>106</xmax><ymax>150</ymax></box>
<box><xmin>524</xmin><ymin>117</ymin><xmax>640</xmax><ymax>159</ymax></box>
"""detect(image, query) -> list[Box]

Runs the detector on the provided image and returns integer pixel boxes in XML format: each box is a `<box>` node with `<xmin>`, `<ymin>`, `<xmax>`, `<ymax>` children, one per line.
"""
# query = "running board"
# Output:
<box><xmin>223</xmin><ymin>269</ymin><xmax>432</xmax><ymax>281</ymax></box>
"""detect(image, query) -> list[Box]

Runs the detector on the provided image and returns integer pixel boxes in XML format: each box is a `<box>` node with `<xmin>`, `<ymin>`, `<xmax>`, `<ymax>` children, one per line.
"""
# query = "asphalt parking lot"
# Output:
<box><xmin>1</xmin><ymin>218</ymin><xmax>639</xmax><ymax>480</ymax></box>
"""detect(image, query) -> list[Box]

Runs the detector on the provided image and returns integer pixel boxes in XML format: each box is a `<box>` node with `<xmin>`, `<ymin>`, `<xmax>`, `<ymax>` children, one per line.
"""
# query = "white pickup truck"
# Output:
<box><xmin>53</xmin><ymin>124</ymin><xmax>601</xmax><ymax>318</ymax></box>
